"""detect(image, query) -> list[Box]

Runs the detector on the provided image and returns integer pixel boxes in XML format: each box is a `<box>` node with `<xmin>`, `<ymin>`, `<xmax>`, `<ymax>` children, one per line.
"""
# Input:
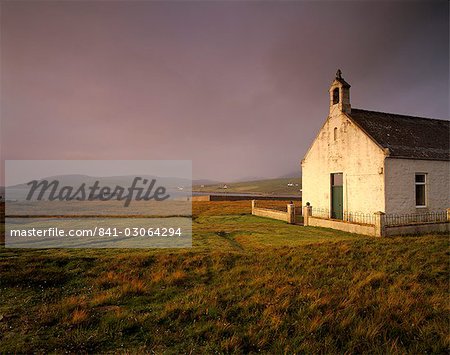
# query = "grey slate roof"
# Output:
<box><xmin>349</xmin><ymin>109</ymin><xmax>450</xmax><ymax>161</ymax></box>
<box><xmin>335</xmin><ymin>77</ymin><xmax>351</xmax><ymax>88</ymax></box>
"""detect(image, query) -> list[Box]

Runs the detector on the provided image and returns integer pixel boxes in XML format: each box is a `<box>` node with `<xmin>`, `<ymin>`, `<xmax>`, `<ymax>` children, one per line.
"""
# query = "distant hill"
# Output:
<box><xmin>278</xmin><ymin>170</ymin><xmax>302</xmax><ymax>179</ymax></box>
<box><xmin>230</xmin><ymin>176</ymin><xmax>266</xmax><ymax>183</ymax></box>
<box><xmin>192</xmin><ymin>179</ymin><xmax>222</xmax><ymax>186</ymax></box>
<box><xmin>193</xmin><ymin>177</ymin><xmax>301</xmax><ymax>195</ymax></box>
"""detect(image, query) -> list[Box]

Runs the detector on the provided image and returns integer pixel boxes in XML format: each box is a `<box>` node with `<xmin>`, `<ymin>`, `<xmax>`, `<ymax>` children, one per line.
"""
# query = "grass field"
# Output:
<box><xmin>0</xmin><ymin>201</ymin><xmax>449</xmax><ymax>353</ymax></box>
<box><xmin>193</xmin><ymin>177</ymin><xmax>302</xmax><ymax>195</ymax></box>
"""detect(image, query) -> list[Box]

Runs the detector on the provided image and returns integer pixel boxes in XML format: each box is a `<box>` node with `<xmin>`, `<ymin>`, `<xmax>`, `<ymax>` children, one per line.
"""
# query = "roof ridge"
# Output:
<box><xmin>351</xmin><ymin>108</ymin><xmax>449</xmax><ymax>123</ymax></box>
<box><xmin>349</xmin><ymin>108</ymin><xmax>449</xmax><ymax>161</ymax></box>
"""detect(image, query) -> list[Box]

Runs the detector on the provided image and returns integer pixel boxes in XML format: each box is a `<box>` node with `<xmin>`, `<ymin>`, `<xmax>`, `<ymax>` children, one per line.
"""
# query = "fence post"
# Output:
<box><xmin>447</xmin><ymin>208</ymin><xmax>450</xmax><ymax>222</ymax></box>
<box><xmin>251</xmin><ymin>200</ymin><xmax>256</xmax><ymax>214</ymax></box>
<box><xmin>287</xmin><ymin>203</ymin><xmax>295</xmax><ymax>224</ymax></box>
<box><xmin>303</xmin><ymin>205</ymin><xmax>312</xmax><ymax>226</ymax></box>
<box><xmin>374</xmin><ymin>211</ymin><xmax>385</xmax><ymax>237</ymax></box>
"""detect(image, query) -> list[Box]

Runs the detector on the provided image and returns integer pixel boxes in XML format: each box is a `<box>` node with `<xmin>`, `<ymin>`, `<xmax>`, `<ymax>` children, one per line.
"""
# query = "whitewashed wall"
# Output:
<box><xmin>302</xmin><ymin>111</ymin><xmax>386</xmax><ymax>215</ymax></box>
<box><xmin>384</xmin><ymin>159</ymin><xmax>450</xmax><ymax>214</ymax></box>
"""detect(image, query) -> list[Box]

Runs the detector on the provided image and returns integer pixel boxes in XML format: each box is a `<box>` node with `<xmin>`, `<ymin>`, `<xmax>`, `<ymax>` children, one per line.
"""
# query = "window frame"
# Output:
<box><xmin>415</xmin><ymin>173</ymin><xmax>427</xmax><ymax>208</ymax></box>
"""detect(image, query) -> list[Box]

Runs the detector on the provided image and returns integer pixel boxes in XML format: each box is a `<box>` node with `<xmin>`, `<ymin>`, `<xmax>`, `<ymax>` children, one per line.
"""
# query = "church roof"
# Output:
<box><xmin>334</xmin><ymin>77</ymin><xmax>351</xmax><ymax>88</ymax></box>
<box><xmin>349</xmin><ymin>108</ymin><xmax>450</xmax><ymax>161</ymax></box>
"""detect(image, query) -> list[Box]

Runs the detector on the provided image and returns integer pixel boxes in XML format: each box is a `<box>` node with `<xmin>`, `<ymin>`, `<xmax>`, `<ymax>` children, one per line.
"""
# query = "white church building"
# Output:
<box><xmin>301</xmin><ymin>71</ymin><xmax>450</xmax><ymax>218</ymax></box>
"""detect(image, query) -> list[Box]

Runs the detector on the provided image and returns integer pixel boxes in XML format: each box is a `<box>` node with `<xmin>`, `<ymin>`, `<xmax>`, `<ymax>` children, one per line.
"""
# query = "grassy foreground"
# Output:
<box><xmin>0</xmin><ymin>201</ymin><xmax>449</xmax><ymax>353</ymax></box>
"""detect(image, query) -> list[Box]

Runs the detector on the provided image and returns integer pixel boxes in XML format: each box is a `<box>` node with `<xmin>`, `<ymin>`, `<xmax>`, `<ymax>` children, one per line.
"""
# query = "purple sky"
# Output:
<box><xmin>1</xmin><ymin>1</ymin><xmax>448</xmax><ymax>183</ymax></box>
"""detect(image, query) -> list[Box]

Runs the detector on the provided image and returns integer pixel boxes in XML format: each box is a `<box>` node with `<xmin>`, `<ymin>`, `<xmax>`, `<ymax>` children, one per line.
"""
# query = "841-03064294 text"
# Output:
<box><xmin>9</xmin><ymin>226</ymin><xmax>184</xmax><ymax>238</ymax></box>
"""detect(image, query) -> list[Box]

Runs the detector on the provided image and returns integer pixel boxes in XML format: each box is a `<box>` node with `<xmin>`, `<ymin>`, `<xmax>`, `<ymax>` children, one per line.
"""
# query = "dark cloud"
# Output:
<box><xmin>1</xmin><ymin>1</ymin><xmax>448</xmax><ymax>183</ymax></box>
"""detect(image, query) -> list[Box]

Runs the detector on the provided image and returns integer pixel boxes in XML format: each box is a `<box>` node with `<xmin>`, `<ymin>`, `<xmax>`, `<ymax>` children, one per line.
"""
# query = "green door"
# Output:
<box><xmin>331</xmin><ymin>173</ymin><xmax>343</xmax><ymax>219</ymax></box>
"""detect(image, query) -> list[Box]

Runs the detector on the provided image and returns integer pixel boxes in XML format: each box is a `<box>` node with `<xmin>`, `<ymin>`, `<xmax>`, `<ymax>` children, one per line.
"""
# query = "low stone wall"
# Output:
<box><xmin>251</xmin><ymin>200</ymin><xmax>296</xmax><ymax>224</ymax></box>
<box><xmin>308</xmin><ymin>216</ymin><xmax>377</xmax><ymax>236</ymax></box>
<box><xmin>385</xmin><ymin>222</ymin><xmax>450</xmax><ymax>237</ymax></box>
<box><xmin>252</xmin><ymin>207</ymin><xmax>289</xmax><ymax>222</ymax></box>
<box><xmin>303</xmin><ymin>206</ymin><xmax>450</xmax><ymax>237</ymax></box>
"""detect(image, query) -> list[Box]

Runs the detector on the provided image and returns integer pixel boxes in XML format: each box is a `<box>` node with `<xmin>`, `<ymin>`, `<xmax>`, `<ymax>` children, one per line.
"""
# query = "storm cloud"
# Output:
<box><xmin>1</xmin><ymin>1</ymin><xmax>448</xmax><ymax>182</ymax></box>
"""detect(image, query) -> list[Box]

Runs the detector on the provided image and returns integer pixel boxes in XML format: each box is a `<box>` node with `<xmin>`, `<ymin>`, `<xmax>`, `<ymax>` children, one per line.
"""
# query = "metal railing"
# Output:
<box><xmin>344</xmin><ymin>211</ymin><xmax>376</xmax><ymax>225</ymax></box>
<box><xmin>311</xmin><ymin>207</ymin><xmax>330</xmax><ymax>219</ymax></box>
<box><xmin>311</xmin><ymin>207</ymin><xmax>375</xmax><ymax>225</ymax></box>
<box><xmin>384</xmin><ymin>210</ymin><xmax>447</xmax><ymax>227</ymax></box>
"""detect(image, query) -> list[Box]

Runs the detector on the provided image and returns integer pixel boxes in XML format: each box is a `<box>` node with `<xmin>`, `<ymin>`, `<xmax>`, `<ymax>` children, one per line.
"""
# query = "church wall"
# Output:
<box><xmin>302</xmin><ymin>110</ymin><xmax>386</xmax><ymax>215</ymax></box>
<box><xmin>384</xmin><ymin>158</ymin><xmax>450</xmax><ymax>214</ymax></box>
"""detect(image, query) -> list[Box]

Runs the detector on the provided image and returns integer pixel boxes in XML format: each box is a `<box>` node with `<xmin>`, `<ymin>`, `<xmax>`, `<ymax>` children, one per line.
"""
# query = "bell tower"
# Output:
<box><xmin>329</xmin><ymin>69</ymin><xmax>351</xmax><ymax>115</ymax></box>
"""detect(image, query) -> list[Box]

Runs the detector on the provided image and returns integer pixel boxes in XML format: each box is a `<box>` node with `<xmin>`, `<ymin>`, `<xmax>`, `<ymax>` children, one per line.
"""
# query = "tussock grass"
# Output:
<box><xmin>0</xmin><ymin>201</ymin><xmax>448</xmax><ymax>353</ymax></box>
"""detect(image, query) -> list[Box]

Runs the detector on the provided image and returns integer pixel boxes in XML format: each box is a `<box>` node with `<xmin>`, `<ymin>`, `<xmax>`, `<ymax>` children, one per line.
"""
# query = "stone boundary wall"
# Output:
<box><xmin>251</xmin><ymin>200</ymin><xmax>296</xmax><ymax>224</ymax></box>
<box><xmin>307</xmin><ymin>216</ymin><xmax>377</xmax><ymax>236</ymax></box>
<box><xmin>304</xmin><ymin>206</ymin><xmax>450</xmax><ymax>237</ymax></box>
<box><xmin>252</xmin><ymin>207</ymin><xmax>289</xmax><ymax>222</ymax></box>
